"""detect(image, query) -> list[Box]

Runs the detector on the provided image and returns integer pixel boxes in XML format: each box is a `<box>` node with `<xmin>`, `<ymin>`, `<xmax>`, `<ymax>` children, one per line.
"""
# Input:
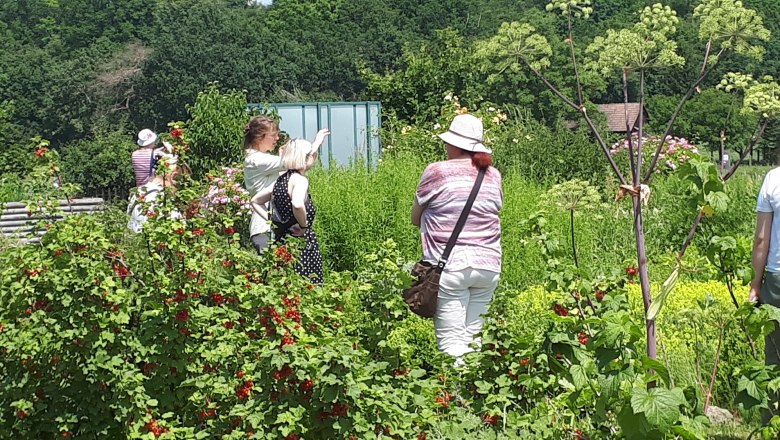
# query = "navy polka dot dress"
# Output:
<box><xmin>271</xmin><ymin>170</ymin><xmax>323</xmax><ymax>283</ymax></box>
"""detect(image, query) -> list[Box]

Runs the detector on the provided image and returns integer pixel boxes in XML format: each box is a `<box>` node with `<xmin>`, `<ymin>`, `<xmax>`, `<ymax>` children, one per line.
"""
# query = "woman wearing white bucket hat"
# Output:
<box><xmin>411</xmin><ymin>113</ymin><xmax>503</xmax><ymax>361</ymax></box>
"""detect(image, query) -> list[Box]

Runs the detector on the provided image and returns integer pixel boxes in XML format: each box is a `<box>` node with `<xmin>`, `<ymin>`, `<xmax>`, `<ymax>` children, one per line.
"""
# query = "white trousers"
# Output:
<box><xmin>434</xmin><ymin>267</ymin><xmax>500</xmax><ymax>358</ymax></box>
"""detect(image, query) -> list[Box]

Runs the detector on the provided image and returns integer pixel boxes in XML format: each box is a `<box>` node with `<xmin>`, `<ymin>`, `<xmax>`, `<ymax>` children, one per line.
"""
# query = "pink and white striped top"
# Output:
<box><xmin>416</xmin><ymin>158</ymin><xmax>503</xmax><ymax>273</ymax></box>
<box><xmin>132</xmin><ymin>148</ymin><xmax>156</xmax><ymax>187</ymax></box>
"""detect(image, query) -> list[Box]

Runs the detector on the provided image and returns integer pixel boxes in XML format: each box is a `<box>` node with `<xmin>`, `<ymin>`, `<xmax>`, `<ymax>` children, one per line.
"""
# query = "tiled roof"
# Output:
<box><xmin>597</xmin><ymin>103</ymin><xmax>648</xmax><ymax>132</ymax></box>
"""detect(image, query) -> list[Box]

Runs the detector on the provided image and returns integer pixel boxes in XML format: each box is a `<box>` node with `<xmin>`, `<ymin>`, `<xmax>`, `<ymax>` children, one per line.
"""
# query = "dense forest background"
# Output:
<box><xmin>0</xmin><ymin>0</ymin><xmax>778</xmax><ymax>179</ymax></box>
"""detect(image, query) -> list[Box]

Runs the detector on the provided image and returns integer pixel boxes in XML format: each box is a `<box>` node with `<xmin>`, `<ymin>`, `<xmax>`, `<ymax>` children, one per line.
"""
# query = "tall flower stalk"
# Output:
<box><xmin>477</xmin><ymin>0</ymin><xmax>772</xmax><ymax>366</ymax></box>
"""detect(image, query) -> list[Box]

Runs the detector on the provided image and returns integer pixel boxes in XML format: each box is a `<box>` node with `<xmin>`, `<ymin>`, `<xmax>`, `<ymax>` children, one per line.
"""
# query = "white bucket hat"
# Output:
<box><xmin>437</xmin><ymin>114</ymin><xmax>491</xmax><ymax>154</ymax></box>
<box><xmin>137</xmin><ymin>129</ymin><xmax>158</xmax><ymax>147</ymax></box>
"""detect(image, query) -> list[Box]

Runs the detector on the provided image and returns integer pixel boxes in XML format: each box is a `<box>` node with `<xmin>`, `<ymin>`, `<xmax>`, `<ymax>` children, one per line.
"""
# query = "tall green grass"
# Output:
<box><xmin>310</xmin><ymin>157</ymin><xmax>771</xmax><ymax>289</ymax></box>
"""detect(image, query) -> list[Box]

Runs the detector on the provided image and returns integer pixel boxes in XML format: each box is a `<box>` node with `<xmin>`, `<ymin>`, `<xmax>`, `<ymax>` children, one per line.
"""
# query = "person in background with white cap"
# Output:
<box><xmin>127</xmin><ymin>152</ymin><xmax>187</xmax><ymax>233</ymax></box>
<box><xmin>132</xmin><ymin>129</ymin><xmax>163</xmax><ymax>187</ymax></box>
<box><xmin>411</xmin><ymin>113</ymin><xmax>503</xmax><ymax>362</ymax></box>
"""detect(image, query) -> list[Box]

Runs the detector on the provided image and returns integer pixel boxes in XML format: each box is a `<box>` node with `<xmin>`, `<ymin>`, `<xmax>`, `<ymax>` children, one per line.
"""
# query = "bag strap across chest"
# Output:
<box><xmin>436</xmin><ymin>167</ymin><xmax>486</xmax><ymax>272</ymax></box>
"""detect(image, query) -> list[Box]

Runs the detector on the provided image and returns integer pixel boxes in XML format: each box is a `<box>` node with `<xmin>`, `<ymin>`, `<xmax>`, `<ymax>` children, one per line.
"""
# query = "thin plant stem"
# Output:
<box><xmin>636</xmin><ymin>70</ymin><xmax>646</xmax><ymax>185</ymax></box>
<box><xmin>570</xmin><ymin>209</ymin><xmax>579</xmax><ymax>268</ymax></box>
<box><xmin>704</xmin><ymin>321</ymin><xmax>726</xmax><ymax>412</ymax></box>
<box><xmin>566</xmin><ymin>13</ymin><xmax>585</xmax><ymax>107</ymax></box>
<box><xmin>623</xmin><ymin>69</ymin><xmax>637</xmax><ymax>175</ymax></box>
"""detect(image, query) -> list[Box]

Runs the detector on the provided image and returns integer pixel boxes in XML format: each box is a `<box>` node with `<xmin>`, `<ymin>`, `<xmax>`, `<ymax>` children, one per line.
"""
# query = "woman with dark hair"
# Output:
<box><xmin>243</xmin><ymin>115</ymin><xmax>328</xmax><ymax>253</ymax></box>
<box><xmin>411</xmin><ymin>113</ymin><xmax>503</xmax><ymax>362</ymax></box>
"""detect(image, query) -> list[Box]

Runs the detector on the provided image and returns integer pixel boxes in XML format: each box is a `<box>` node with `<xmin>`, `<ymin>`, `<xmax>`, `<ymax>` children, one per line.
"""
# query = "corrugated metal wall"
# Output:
<box><xmin>258</xmin><ymin>102</ymin><xmax>382</xmax><ymax>169</ymax></box>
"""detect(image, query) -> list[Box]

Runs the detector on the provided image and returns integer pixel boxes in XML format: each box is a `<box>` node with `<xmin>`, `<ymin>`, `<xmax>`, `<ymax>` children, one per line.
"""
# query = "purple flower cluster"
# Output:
<box><xmin>203</xmin><ymin>167</ymin><xmax>251</xmax><ymax>216</ymax></box>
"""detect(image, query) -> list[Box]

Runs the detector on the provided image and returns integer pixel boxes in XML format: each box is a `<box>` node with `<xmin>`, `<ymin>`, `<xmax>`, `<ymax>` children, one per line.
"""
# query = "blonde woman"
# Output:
<box><xmin>251</xmin><ymin>138</ymin><xmax>323</xmax><ymax>283</ymax></box>
<box><xmin>243</xmin><ymin>116</ymin><xmax>328</xmax><ymax>253</ymax></box>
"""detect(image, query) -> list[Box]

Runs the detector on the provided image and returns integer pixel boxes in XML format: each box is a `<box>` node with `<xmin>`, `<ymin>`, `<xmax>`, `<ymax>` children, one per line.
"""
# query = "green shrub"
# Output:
<box><xmin>60</xmin><ymin>129</ymin><xmax>135</xmax><ymax>196</ymax></box>
<box><xmin>0</xmin><ymin>182</ymin><xmax>445</xmax><ymax>439</ymax></box>
<box><xmin>496</xmin><ymin>281</ymin><xmax>758</xmax><ymax>416</ymax></box>
<box><xmin>309</xmin><ymin>156</ymin><xmax>425</xmax><ymax>273</ymax></box>
<box><xmin>491</xmin><ymin>118</ymin><xmax>611</xmax><ymax>185</ymax></box>
<box><xmin>185</xmin><ymin>84</ymin><xmax>270</xmax><ymax>177</ymax></box>
<box><xmin>627</xmin><ymin>281</ymin><xmax>754</xmax><ymax>410</ymax></box>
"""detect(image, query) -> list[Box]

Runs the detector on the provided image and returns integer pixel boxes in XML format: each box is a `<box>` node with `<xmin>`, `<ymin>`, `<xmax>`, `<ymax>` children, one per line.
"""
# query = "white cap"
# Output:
<box><xmin>137</xmin><ymin>129</ymin><xmax>158</xmax><ymax>147</ymax></box>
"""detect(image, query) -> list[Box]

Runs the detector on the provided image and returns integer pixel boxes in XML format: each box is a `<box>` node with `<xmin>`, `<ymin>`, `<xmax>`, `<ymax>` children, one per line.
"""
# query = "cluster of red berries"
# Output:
<box><xmin>235</xmin><ymin>379</ymin><xmax>254</xmax><ymax>401</ymax></box>
<box><xmin>259</xmin><ymin>306</ymin><xmax>284</xmax><ymax>336</ymax></box>
<box><xmin>172</xmin><ymin>289</ymin><xmax>188</xmax><ymax>303</ymax></box>
<box><xmin>594</xmin><ymin>290</ymin><xmax>606</xmax><ymax>301</ymax></box>
<box><xmin>198</xmin><ymin>408</ymin><xmax>216</xmax><ymax>419</ymax></box>
<box><xmin>143</xmin><ymin>419</ymin><xmax>169</xmax><ymax>437</ymax></box>
<box><xmin>24</xmin><ymin>268</ymin><xmax>41</xmax><ymax>277</ymax></box>
<box><xmin>32</xmin><ymin>299</ymin><xmax>48</xmax><ymax>311</ymax></box>
<box><xmin>34</xmin><ymin>147</ymin><xmax>49</xmax><ymax>158</ymax></box>
<box><xmin>435</xmin><ymin>390</ymin><xmax>452</xmax><ymax>407</ymax></box>
<box><xmin>184</xmin><ymin>202</ymin><xmax>200</xmax><ymax>219</ymax></box>
<box><xmin>142</xmin><ymin>362</ymin><xmax>158</xmax><ymax>376</ymax></box>
<box><xmin>274</xmin><ymin>246</ymin><xmax>293</xmax><ymax>264</ymax></box>
<box><xmin>626</xmin><ymin>266</ymin><xmax>638</xmax><ymax>276</ymax></box>
<box><xmin>578</xmin><ymin>330</ymin><xmax>590</xmax><ymax>345</ymax></box>
<box><xmin>175</xmin><ymin>309</ymin><xmax>189</xmax><ymax>322</ymax></box>
<box><xmin>284</xmin><ymin>308</ymin><xmax>301</xmax><ymax>322</ymax></box>
<box><xmin>170</xmin><ymin>128</ymin><xmax>184</xmax><ymax>138</ymax></box>
<box><xmin>331</xmin><ymin>403</ymin><xmax>350</xmax><ymax>417</ymax></box>
<box><xmin>520</xmin><ymin>358</ymin><xmax>530</xmax><ymax>366</ymax></box>
<box><xmin>223</xmin><ymin>226</ymin><xmax>235</xmax><ymax>235</ymax></box>
<box><xmin>280</xmin><ymin>331</ymin><xmax>295</xmax><ymax>346</ymax></box>
<box><xmin>482</xmin><ymin>413</ymin><xmax>499</xmax><ymax>425</ymax></box>
<box><xmin>273</xmin><ymin>364</ymin><xmax>293</xmax><ymax>381</ymax></box>
<box><xmin>392</xmin><ymin>368</ymin><xmax>410</xmax><ymax>376</ymax></box>
<box><xmin>553</xmin><ymin>303</ymin><xmax>569</xmax><ymax>316</ymax></box>
<box><xmin>112</xmin><ymin>264</ymin><xmax>129</xmax><ymax>280</ymax></box>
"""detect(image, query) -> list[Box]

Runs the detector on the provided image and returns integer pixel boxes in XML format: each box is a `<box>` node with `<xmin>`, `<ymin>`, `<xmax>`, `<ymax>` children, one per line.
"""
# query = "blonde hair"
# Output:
<box><xmin>280</xmin><ymin>138</ymin><xmax>313</xmax><ymax>171</ymax></box>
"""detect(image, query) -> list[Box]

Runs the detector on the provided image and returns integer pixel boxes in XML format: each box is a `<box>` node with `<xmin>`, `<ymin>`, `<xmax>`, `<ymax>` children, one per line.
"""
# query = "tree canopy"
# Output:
<box><xmin>0</xmin><ymin>0</ymin><xmax>777</xmax><ymax>158</ymax></box>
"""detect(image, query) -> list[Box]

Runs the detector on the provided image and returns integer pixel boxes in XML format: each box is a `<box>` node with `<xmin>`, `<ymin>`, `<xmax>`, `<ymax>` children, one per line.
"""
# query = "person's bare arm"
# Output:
<box><xmin>305</xmin><ymin>129</ymin><xmax>330</xmax><ymax>170</ymax></box>
<box><xmin>250</xmin><ymin>187</ymin><xmax>272</xmax><ymax>218</ymax></box>
<box><xmin>289</xmin><ymin>173</ymin><xmax>310</xmax><ymax>229</ymax></box>
<box><xmin>411</xmin><ymin>198</ymin><xmax>425</xmax><ymax>227</ymax></box>
<box><xmin>750</xmin><ymin>212</ymin><xmax>774</xmax><ymax>302</ymax></box>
